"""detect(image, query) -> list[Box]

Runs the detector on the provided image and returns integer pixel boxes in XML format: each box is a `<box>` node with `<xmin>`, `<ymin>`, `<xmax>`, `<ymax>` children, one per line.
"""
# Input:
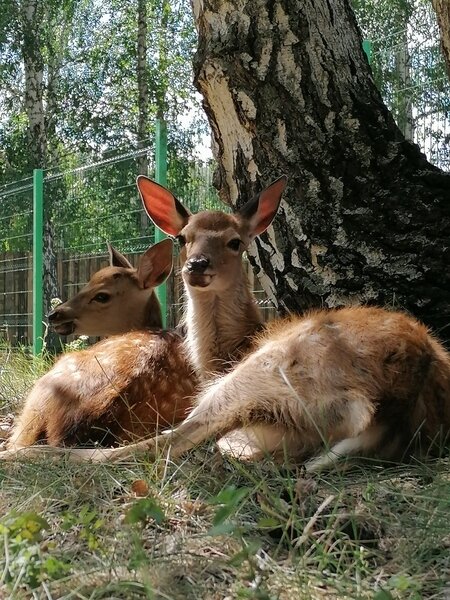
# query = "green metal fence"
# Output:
<box><xmin>0</xmin><ymin>131</ymin><xmax>221</xmax><ymax>351</ymax></box>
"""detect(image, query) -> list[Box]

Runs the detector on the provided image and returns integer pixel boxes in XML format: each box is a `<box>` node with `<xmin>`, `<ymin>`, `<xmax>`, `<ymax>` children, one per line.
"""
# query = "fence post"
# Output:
<box><xmin>32</xmin><ymin>169</ymin><xmax>44</xmax><ymax>355</ymax></box>
<box><xmin>363</xmin><ymin>39</ymin><xmax>373</xmax><ymax>65</ymax></box>
<box><xmin>155</xmin><ymin>117</ymin><xmax>168</xmax><ymax>327</ymax></box>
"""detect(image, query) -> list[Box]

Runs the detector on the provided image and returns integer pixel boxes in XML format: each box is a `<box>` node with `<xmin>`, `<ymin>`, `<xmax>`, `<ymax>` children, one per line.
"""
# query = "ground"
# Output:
<box><xmin>0</xmin><ymin>349</ymin><xmax>449</xmax><ymax>599</ymax></box>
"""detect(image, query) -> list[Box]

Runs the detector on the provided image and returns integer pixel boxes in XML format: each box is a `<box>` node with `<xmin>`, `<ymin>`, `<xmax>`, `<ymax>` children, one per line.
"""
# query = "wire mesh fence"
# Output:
<box><xmin>368</xmin><ymin>3</ymin><xmax>450</xmax><ymax>170</ymax></box>
<box><xmin>0</xmin><ymin>149</ymin><xmax>223</xmax><ymax>348</ymax></box>
<box><xmin>0</xmin><ymin>177</ymin><xmax>34</xmax><ymax>345</ymax></box>
<box><xmin>0</xmin><ymin>11</ymin><xmax>449</xmax><ymax>349</ymax></box>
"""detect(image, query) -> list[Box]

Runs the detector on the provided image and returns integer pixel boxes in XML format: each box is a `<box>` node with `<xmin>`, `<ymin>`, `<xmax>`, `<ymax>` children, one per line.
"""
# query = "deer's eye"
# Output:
<box><xmin>176</xmin><ymin>235</ymin><xmax>186</xmax><ymax>247</ymax></box>
<box><xmin>227</xmin><ymin>238</ymin><xmax>241</xmax><ymax>251</ymax></box>
<box><xmin>92</xmin><ymin>293</ymin><xmax>110</xmax><ymax>304</ymax></box>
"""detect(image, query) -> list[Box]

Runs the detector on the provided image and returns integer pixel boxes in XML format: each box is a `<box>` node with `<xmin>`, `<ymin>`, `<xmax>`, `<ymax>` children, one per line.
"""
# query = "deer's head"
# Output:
<box><xmin>48</xmin><ymin>239</ymin><xmax>173</xmax><ymax>336</ymax></box>
<box><xmin>137</xmin><ymin>176</ymin><xmax>287</xmax><ymax>293</ymax></box>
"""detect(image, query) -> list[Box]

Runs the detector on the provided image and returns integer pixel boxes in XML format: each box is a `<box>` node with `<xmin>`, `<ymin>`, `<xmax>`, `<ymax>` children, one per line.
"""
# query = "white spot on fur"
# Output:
<box><xmin>63</xmin><ymin>358</ymin><xmax>78</xmax><ymax>373</ymax></box>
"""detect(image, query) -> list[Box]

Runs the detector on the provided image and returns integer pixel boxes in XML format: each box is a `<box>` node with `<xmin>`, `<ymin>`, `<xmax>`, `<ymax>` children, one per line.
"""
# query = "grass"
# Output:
<box><xmin>0</xmin><ymin>348</ymin><xmax>449</xmax><ymax>599</ymax></box>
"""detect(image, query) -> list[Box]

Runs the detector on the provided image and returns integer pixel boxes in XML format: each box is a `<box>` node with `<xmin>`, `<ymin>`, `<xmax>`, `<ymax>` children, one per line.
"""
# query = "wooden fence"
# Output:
<box><xmin>0</xmin><ymin>251</ymin><xmax>276</xmax><ymax>348</ymax></box>
<box><xmin>0</xmin><ymin>252</ymin><xmax>110</xmax><ymax>347</ymax></box>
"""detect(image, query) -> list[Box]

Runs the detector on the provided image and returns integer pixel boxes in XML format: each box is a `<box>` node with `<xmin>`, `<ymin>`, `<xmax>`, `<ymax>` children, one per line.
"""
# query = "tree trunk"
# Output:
<box><xmin>433</xmin><ymin>0</ymin><xmax>450</xmax><ymax>77</ymax></box>
<box><xmin>20</xmin><ymin>0</ymin><xmax>61</xmax><ymax>350</ymax></box>
<box><xmin>137</xmin><ymin>0</ymin><xmax>149</xmax><ymax>170</ymax></box>
<box><xmin>137</xmin><ymin>0</ymin><xmax>150</xmax><ymax>232</ymax></box>
<box><xmin>20</xmin><ymin>0</ymin><xmax>46</xmax><ymax>167</ymax></box>
<box><xmin>395</xmin><ymin>29</ymin><xmax>413</xmax><ymax>141</ymax></box>
<box><xmin>191</xmin><ymin>0</ymin><xmax>450</xmax><ymax>340</ymax></box>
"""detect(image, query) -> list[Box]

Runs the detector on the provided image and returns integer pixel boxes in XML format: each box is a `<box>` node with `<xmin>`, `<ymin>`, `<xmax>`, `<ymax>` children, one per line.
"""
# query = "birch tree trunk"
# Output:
<box><xmin>433</xmin><ymin>0</ymin><xmax>450</xmax><ymax>77</ymax></box>
<box><xmin>191</xmin><ymin>0</ymin><xmax>450</xmax><ymax>339</ymax></box>
<box><xmin>137</xmin><ymin>0</ymin><xmax>149</xmax><ymax>170</ymax></box>
<box><xmin>395</xmin><ymin>29</ymin><xmax>413</xmax><ymax>141</ymax></box>
<box><xmin>137</xmin><ymin>0</ymin><xmax>150</xmax><ymax>232</ymax></box>
<box><xmin>20</xmin><ymin>0</ymin><xmax>46</xmax><ymax>166</ymax></box>
<box><xmin>20</xmin><ymin>0</ymin><xmax>61</xmax><ymax>349</ymax></box>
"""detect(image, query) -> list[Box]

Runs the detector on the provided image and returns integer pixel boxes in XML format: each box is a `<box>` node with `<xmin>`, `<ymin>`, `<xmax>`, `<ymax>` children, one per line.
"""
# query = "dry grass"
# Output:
<box><xmin>0</xmin><ymin>348</ymin><xmax>449</xmax><ymax>599</ymax></box>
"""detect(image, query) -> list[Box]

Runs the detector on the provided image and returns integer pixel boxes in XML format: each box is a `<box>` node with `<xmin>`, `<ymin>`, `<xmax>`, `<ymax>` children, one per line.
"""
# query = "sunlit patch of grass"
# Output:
<box><xmin>0</xmin><ymin>344</ymin><xmax>51</xmax><ymax>414</ymax></box>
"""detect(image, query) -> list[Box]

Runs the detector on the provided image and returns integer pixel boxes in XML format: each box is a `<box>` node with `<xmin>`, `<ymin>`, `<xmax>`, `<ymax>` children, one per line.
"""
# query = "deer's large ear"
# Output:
<box><xmin>137</xmin><ymin>238</ymin><xmax>174</xmax><ymax>289</ymax></box>
<box><xmin>107</xmin><ymin>242</ymin><xmax>133</xmax><ymax>269</ymax></box>
<box><xmin>137</xmin><ymin>176</ymin><xmax>191</xmax><ymax>236</ymax></box>
<box><xmin>238</xmin><ymin>175</ymin><xmax>287</xmax><ymax>238</ymax></box>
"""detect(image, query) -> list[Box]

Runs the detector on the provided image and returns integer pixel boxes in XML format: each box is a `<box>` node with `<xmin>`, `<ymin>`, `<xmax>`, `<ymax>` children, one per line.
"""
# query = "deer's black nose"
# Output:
<box><xmin>186</xmin><ymin>257</ymin><xmax>210</xmax><ymax>273</ymax></box>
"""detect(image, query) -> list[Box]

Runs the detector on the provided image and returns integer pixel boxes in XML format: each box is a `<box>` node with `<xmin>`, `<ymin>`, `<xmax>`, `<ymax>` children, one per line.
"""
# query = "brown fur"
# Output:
<box><xmin>8</xmin><ymin>331</ymin><xmax>195</xmax><ymax>447</ymax></box>
<box><xmin>0</xmin><ymin>176</ymin><xmax>286</xmax><ymax>461</ymax></box>
<box><xmin>67</xmin><ymin>305</ymin><xmax>450</xmax><ymax>469</ymax></box>
<box><xmin>5</xmin><ymin>239</ymin><xmax>197</xmax><ymax>450</ymax></box>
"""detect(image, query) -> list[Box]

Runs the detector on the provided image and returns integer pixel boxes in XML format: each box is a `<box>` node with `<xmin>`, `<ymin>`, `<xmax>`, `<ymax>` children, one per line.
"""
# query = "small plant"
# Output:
<box><xmin>61</xmin><ymin>504</ymin><xmax>105</xmax><ymax>551</ymax></box>
<box><xmin>50</xmin><ymin>298</ymin><xmax>63</xmax><ymax>310</ymax></box>
<box><xmin>208</xmin><ymin>485</ymin><xmax>250</xmax><ymax>536</ymax></box>
<box><xmin>0</xmin><ymin>511</ymin><xmax>70</xmax><ymax>592</ymax></box>
<box><xmin>64</xmin><ymin>335</ymin><xmax>89</xmax><ymax>352</ymax></box>
<box><xmin>125</xmin><ymin>497</ymin><xmax>166</xmax><ymax>527</ymax></box>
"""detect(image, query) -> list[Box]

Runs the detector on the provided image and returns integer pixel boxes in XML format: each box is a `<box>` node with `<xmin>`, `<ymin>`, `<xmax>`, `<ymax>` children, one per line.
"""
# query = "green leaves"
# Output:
<box><xmin>0</xmin><ymin>510</ymin><xmax>70</xmax><ymax>590</ymax></box>
<box><xmin>125</xmin><ymin>497</ymin><xmax>166</xmax><ymax>526</ymax></box>
<box><xmin>0</xmin><ymin>511</ymin><xmax>48</xmax><ymax>544</ymax></box>
<box><xmin>61</xmin><ymin>504</ymin><xmax>105</xmax><ymax>551</ymax></box>
<box><xmin>208</xmin><ymin>485</ymin><xmax>250</xmax><ymax>536</ymax></box>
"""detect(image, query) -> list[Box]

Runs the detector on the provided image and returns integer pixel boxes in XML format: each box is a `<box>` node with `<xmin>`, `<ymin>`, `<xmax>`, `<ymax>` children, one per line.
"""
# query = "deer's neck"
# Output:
<box><xmin>184</xmin><ymin>273</ymin><xmax>263</xmax><ymax>381</ymax></box>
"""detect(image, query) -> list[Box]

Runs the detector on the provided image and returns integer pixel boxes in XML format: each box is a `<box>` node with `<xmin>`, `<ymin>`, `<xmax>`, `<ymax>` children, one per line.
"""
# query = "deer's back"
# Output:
<box><xmin>39</xmin><ymin>330</ymin><xmax>197</xmax><ymax>445</ymax></box>
<box><xmin>253</xmin><ymin>307</ymin><xmax>450</xmax><ymax>442</ymax></box>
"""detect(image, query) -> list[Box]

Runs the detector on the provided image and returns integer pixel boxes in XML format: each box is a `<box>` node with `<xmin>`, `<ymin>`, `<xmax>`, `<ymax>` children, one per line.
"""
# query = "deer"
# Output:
<box><xmin>0</xmin><ymin>176</ymin><xmax>284</xmax><ymax>458</ymax></box>
<box><xmin>4</xmin><ymin>175</ymin><xmax>450</xmax><ymax>472</ymax></box>
<box><xmin>5</xmin><ymin>238</ymin><xmax>197</xmax><ymax>448</ymax></box>
<box><xmin>48</xmin><ymin>241</ymin><xmax>168</xmax><ymax>337</ymax></box>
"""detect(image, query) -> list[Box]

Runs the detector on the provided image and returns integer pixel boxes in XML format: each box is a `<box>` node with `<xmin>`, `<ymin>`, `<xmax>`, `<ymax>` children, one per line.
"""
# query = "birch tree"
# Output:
<box><xmin>191</xmin><ymin>0</ymin><xmax>450</xmax><ymax>337</ymax></box>
<box><xmin>433</xmin><ymin>0</ymin><xmax>450</xmax><ymax>76</ymax></box>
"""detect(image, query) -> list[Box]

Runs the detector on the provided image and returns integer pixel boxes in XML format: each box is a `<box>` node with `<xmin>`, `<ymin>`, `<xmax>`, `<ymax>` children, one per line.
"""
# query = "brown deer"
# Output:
<box><xmin>0</xmin><ymin>176</ymin><xmax>285</xmax><ymax>459</ymax></box>
<box><xmin>6</xmin><ymin>176</ymin><xmax>450</xmax><ymax>471</ymax></box>
<box><xmin>48</xmin><ymin>241</ymin><xmax>168</xmax><ymax>336</ymax></box>
<box><xmin>6</xmin><ymin>238</ymin><xmax>196</xmax><ymax>448</ymax></box>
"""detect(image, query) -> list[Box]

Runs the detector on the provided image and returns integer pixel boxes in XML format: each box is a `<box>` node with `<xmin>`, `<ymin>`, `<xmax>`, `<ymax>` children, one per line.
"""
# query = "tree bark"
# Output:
<box><xmin>19</xmin><ymin>0</ymin><xmax>46</xmax><ymax>167</ymax></box>
<box><xmin>191</xmin><ymin>0</ymin><xmax>450</xmax><ymax>341</ymax></box>
<box><xmin>19</xmin><ymin>0</ymin><xmax>61</xmax><ymax>350</ymax></box>
<box><xmin>137</xmin><ymin>0</ymin><xmax>149</xmax><ymax>171</ymax></box>
<box><xmin>433</xmin><ymin>0</ymin><xmax>450</xmax><ymax>77</ymax></box>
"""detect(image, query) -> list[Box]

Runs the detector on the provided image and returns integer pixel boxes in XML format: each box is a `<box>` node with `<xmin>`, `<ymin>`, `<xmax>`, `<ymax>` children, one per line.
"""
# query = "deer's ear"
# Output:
<box><xmin>137</xmin><ymin>238</ymin><xmax>174</xmax><ymax>289</ymax></box>
<box><xmin>137</xmin><ymin>176</ymin><xmax>190</xmax><ymax>236</ymax></box>
<box><xmin>238</xmin><ymin>175</ymin><xmax>287</xmax><ymax>238</ymax></box>
<box><xmin>107</xmin><ymin>242</ymin><xmax>133</xmax><ymax>269</ymax></box>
